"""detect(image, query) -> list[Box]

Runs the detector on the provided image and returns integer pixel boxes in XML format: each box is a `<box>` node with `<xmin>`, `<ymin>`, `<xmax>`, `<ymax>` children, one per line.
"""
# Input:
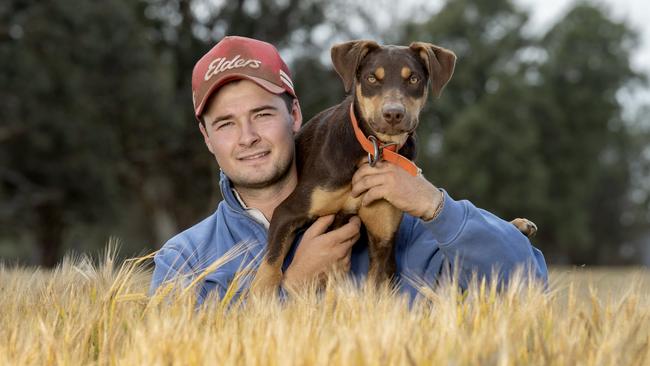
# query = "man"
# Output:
<box><xmin>150</xmin><ymin>36</ymin><xmax>548</xmax><ymax>304</ymax></box>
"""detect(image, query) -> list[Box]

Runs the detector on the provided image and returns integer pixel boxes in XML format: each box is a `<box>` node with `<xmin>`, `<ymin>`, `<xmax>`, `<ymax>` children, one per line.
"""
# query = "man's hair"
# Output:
<box><xmin>199</xmin><ymin>88</ymin><xmax>295</xmax><ymax>127</ymax></box>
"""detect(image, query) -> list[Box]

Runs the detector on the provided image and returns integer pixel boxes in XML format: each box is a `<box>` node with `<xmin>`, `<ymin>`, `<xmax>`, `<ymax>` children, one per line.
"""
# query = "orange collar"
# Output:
<box><xmin>349</xmin><ymin>104</ymin><xmax>421</xmax><ymax>177</ymax></box>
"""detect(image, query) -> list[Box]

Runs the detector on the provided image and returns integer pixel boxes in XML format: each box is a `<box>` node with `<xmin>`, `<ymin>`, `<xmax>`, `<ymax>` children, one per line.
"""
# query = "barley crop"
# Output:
<box><xmin>1</xmin><ymin>243</ymin><xmax>648</xmax><ymax>365</ymax></box>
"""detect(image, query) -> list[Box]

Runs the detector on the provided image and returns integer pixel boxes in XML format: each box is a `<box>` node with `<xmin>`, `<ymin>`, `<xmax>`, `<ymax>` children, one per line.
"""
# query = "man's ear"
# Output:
<box><xmin>331</xmin><ymin>40</ymin><xmax>380</xmax><ymax>93</ymax></box>
<box><xmin>290</xmin><ymin>98</ymin><xmax>303</xmax><ymax>133</ymax></box>
<box><xmin>198</xmin><ymin>122</ymin><xmax>215</xmax><ymax>154</ymax></box>
<box><xmin>409</xmin><ymin>42</ymin><xmax>456</xmax><ymax>98</ymax></box>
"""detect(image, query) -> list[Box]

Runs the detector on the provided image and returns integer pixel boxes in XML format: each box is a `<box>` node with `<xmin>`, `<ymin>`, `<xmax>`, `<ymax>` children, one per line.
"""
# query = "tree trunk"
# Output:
<box><xmin>36</xmin><ymin>203</ymin><xmax>64</xmax><ymax>268</ymax></box>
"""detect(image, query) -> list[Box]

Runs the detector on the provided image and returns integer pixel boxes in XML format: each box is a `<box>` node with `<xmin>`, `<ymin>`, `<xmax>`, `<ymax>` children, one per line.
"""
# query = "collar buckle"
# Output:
<box><xmin>367</xmin><ymin>135</ymin><xmax>398</xmax><ymax>167</ymax></box>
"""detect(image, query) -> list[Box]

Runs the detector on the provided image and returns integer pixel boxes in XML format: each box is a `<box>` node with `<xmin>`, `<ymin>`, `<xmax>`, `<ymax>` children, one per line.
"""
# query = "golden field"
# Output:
<box><xmin>1</xmin><ymin>246</ymin><xmax>649</xmax><ymax>365</ymax></box>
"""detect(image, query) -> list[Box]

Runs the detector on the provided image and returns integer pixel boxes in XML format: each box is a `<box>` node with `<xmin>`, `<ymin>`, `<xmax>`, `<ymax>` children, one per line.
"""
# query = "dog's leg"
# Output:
<box><xmin>358</xmin><ymin>200</ymin><xmax>403</xmax><ymax>284</ymax></box>
<box><xmin>366</xmin><ymin>232</ymin><xmax>397</xmax><ymax>284</ymax></box>
<box><xmin>510</xmin><ymin>218</ymin><xmax>538</xmax><ymax>238</ymax></box>
<box><xmin>251</xmin><ymin>202</ymin><xmax>311</xmax><ymax>297</ymax></box>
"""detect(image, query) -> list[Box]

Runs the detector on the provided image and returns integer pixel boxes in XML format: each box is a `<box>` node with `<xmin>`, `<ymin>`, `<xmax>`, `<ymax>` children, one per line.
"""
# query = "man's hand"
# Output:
<box><xmin>351</xmin><ymin>160</ymin><xmax>443</xmax><ymax>220</ymax></box>
<box><xmin>283</xmin><ymin>215</ymin><xmax>361</xmax><ymax>289</ymax></box>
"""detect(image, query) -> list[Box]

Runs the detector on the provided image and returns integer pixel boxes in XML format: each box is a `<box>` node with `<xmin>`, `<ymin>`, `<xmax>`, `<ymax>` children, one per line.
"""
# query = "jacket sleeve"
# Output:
<box><xmin>149</xmin><ymin>244</ymin><xmax>227</xmax><ymax>305</ymax></box>
<box><xmin>150</xmin><ymin>246</ymin><xmax>191</xmax><ymax>294</ymax></box>
<box><xmin>406</xmin><ymin>190</ymin><xmax>548</xmax><ymax>289</ymax></box>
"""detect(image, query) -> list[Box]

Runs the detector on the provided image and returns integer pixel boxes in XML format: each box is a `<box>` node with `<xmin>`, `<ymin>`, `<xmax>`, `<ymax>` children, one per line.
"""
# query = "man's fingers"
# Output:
<box><xmin>341</xmin><ymin>232</ymin><xmax>360</xmax><ymax>252</ymax></box>
<box><xmin>335</xmin><ymin>226</ymin><xmax>361</xmax><ymax>258</ymax></box>
<box><xmin>361</xmin><ymin>186</ymin><xmax>387</xmax><ymax>207</ymax></box>
<box><xmin>342</xmin><ymin>216</ymin><xmax>361</xmax><ymax>239</ymax></box>
<box><xmin>348</xmin><ymin>215</ymin><xmax>361</xmax><ymax>226</ymax></box>
<box><xmin>351</xmin><ymin>174</ymin><xmax>386</xmax><ymax>198</ymax></box>
<box><xmin>335</xmin><ymin>239</ymin><xmax>356</xmax><ymax>261</ymax></box>
<box><xmin>339</xmin><ymin>254</ymin><xmax>351</xmax><ymax>271</ymax></box>
<box><xmin>324</xmin><ymin>215</ymin><xmax>361</xmax><ymax>243</ymax></box>
<box><xmin>352</xmin><ymin>163</ymin><xmax>380</xmax><ymax>186</ymax></box>
<box><xmin>352</xmin><ymin>163</ymin><xmax>383</xmax><ymax>185</ymax></box>
<box><xmin>303</xmin><ymin>214</ymin><xmax>335</xmax><ymax>238</ymax></box>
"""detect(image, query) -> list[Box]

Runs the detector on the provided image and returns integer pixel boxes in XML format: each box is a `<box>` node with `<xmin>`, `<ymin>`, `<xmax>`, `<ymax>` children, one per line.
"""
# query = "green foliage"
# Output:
<box><xmin>532</xmin><ymin>4</ymin><xmax>640</xmax><ymax>262</ymax></box>
<box><xmin>1</xmin><ymin>0</ymin><xmax>171</xmax><ymax>265</ymax></box>
<box><xmin>441</xmin><ymin>76</ymin><xmax>549</xmax><ymax>222</ymax></box>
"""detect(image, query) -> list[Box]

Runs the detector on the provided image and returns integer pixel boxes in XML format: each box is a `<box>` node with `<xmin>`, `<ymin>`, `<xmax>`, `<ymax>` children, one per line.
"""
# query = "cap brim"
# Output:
<box><xmin>195</xmin><ymin>74</ymin><xmax>288</xmax><ymax>118</ymax></box>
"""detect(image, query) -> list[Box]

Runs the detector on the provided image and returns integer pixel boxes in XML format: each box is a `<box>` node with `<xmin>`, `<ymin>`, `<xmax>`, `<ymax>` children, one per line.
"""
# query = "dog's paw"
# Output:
<box><xmin>510</xmin><ymin>218</ymin><xmax>537</xmax><ymax>238</ymax></box>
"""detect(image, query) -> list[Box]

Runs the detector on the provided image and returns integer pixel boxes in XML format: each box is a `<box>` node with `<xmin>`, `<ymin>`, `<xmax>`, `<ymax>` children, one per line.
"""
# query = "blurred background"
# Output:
<box><xmin>1</xmin><ymin>0</ymin><xmax>648</xmax><ymax>267</ymax></box>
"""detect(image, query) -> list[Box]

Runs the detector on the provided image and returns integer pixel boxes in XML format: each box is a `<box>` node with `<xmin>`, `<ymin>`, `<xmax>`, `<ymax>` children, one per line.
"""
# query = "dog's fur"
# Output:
<box><xmin>251</xmin><ymin>40</ymin><xmax>536</xmax><ymax>294</ymax></box>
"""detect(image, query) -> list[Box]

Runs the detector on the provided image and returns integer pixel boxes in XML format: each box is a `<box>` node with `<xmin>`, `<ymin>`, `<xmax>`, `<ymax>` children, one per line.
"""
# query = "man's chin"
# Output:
<box><xmin>226</xmin><ymin>153</ymin><xmax>295</xmax><ymax>190</ymax></box>
<box><xmin>230</xmin><ymin>169</ymin><xmax>291</xmax><ymax>190</ymax></box>
<box><xmin>232</xmin><ymin>176</ymin><xmax>277</xmax><ymax>189</ymax></box>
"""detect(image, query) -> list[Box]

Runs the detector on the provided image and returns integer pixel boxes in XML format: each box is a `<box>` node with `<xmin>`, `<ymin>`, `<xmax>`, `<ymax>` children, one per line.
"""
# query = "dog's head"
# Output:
<box><xmin>331</xmin><ymin>40</ymin><xmax>456</xmax><ymax>145</ymax></box>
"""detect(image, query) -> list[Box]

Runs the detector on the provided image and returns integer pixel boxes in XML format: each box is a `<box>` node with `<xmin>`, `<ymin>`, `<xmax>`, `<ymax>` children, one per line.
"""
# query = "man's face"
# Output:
<box><xmin>199</xmin><ymin>80</ymin><xmax>302</xmax><ymax>189</ymax></box>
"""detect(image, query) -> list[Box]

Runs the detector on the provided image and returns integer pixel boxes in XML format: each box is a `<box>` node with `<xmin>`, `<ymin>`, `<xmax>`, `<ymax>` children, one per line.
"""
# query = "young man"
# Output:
<box><xmin>150</xmin><ymin>36</ymin><xmax>548</xmax><ymax>304</ymax></box>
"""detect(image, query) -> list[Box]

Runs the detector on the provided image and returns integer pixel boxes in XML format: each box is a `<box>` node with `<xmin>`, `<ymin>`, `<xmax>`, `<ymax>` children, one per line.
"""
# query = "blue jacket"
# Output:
<box><xmin>151</xmin><ymin>172</ymin><xmax>548</xmax><ymax>304</ymax></box>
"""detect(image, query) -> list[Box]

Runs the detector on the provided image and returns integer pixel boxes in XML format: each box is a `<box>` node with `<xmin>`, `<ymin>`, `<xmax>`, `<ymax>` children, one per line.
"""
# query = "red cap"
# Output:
<box><xmin>191</xmin><ymin>36</ymin><xmax>296</xmax><ymax>118</ymax></box>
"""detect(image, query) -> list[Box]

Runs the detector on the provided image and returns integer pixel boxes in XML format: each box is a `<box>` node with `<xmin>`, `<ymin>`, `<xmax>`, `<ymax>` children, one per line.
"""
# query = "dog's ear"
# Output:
<box><xmin>331</xmin><ymin>40</ymin><xmax>380</xmax><ymax>93</ymax></box>
<box><xmin>409</xmin><ymin>42</ymin><xmax>456</xmax><ymax>98</ymax></box>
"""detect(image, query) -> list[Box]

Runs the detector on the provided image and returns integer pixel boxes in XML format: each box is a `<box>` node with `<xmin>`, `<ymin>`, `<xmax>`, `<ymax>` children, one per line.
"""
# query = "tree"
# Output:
<box><xmin>532</xmin><ymin>3</ymin><xmax>641</xmax><ymax>263</ymax></box>
<box><xmin>397</xmin><ymin>0</ymin><xmax>642</xmax><ymax>264</ymax></box>
<box><xmin>0</xmin><ymin>0</ymin><xmax>171</xmax><ymax>266</ymax></box>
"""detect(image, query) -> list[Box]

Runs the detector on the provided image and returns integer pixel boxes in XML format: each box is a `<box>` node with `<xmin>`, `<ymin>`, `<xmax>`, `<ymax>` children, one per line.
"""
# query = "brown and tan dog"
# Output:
<box><xmin>251</xmin><ymin>40</ymin><xmax>536</xmax><ymax>294</ymax></box>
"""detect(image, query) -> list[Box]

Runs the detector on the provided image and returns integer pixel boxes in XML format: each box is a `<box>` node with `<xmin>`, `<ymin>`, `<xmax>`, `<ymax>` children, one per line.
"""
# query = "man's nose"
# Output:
<box><xmin>238</xmin><ymin>121</ymin><xmax>260</xmax><ymax>146</ymax></box>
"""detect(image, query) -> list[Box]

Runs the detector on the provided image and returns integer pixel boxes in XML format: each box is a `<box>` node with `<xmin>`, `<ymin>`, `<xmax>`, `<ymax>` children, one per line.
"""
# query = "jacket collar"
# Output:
<box><xmin>219</xmin><ymin>170</ymin><xmax>247</xmax><ymax>214</ymax></box>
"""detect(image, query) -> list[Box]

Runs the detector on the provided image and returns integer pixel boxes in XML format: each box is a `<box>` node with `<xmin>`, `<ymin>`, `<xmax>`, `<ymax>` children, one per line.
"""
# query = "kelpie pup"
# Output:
<box><xmin>251</xmin><ymin>40</ymin><xmax>536</xmax><ymax>294</ymax></box>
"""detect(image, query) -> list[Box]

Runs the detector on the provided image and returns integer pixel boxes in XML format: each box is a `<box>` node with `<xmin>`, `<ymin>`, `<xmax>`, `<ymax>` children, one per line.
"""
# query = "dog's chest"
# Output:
<box><xmin>307</xmin><ymin>185</ymin><xmax>362</xmax><ymax>218</ymax></box>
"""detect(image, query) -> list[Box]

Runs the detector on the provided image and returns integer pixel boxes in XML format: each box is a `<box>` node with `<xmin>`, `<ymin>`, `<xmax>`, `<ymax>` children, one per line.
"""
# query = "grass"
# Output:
<box><xmin>1</xmin><ymin>244</ymin><xmax>649</xmax><ymax>365</ymax></box>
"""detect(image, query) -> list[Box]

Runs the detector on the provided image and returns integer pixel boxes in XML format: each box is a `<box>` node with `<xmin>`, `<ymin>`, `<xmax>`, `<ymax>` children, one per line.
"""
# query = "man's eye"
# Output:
<box><xmin>367</xmin><ymin>75</ymin><xmax>377</xmax><ymax>84</ymax></box>
<box><xmin>215</xmin><ymin>121</ymin><xmax>233</xmax><ymax>130</ymax></box>
<box><xmin>255</xmin><ymin>112</ymin><xmax>273</xmax><ymax>119</ymax></box>
<box><xmin>409</xmin><ymin>75</ymin><xmax>420</xmax><ymax>84</ymax></box>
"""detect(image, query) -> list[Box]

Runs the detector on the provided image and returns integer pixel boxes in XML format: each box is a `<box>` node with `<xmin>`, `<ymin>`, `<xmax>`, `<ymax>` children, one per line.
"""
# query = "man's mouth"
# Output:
<box><xmin>237</xmin><ymin>151</ymin><xmax>270</xmax><ymax>161</ymax></box>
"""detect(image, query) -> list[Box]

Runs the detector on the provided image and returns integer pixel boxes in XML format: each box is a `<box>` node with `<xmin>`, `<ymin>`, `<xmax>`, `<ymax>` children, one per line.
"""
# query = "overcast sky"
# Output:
<box><xmin>518</xmin><ymin>0</ymin><xmax>650</xmax><ymax>71</ymax></box>
<box><xmin>517</xmin><ymin>0</ymin><xmax>650</xmax><ymax>115</ymax></box>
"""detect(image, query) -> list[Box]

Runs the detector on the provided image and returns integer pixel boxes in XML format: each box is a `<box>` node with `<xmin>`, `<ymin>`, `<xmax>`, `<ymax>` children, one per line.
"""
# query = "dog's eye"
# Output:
<box><xmin>367</xmin><ymin>75</ymin><xmax>377</xmax><ymax>84</ymax></box>
<box><xmin>409</xmin><ymin>75</ymin><xmax>420</xmax><ymax>84</ymax></box>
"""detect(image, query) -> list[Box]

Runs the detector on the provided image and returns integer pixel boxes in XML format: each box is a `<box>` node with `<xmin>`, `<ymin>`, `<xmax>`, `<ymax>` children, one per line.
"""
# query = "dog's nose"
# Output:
<box><xmin>382</xmin><ymin>105</ymin><xmax>405</xmax><ymax>125</ymax></box>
